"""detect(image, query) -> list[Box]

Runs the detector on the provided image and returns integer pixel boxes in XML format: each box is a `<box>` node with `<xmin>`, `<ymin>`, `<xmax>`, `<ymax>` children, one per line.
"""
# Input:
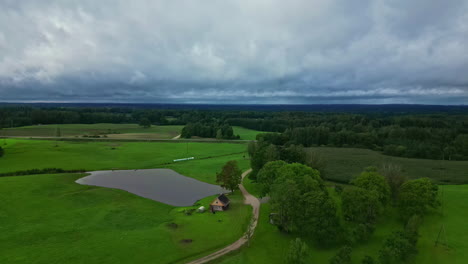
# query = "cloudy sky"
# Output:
<box><xmin>1</xmin><ymin>0</ymin><xmax>468</xmax><ymax>104</ymax></box>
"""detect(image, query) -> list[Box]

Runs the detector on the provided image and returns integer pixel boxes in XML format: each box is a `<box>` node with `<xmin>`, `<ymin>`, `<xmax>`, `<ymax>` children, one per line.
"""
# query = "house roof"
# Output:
<box><xmin>218</xmin><ymin>194</ymin><xmax>230</xmax><ymax>204</ymax></box>
<box><xmin>210</xmin><ymin>194</ymin><xmax>230</xmax><ymax>206</ymax></box>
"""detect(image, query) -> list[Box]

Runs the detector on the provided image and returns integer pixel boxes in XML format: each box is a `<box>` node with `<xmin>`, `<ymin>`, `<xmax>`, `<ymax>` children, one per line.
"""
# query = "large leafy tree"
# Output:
<box><xmin>216</xmin><ymin>160</ymin><xmax>242</xmax><ymax>192</ymax></box>
<box><xmin>257</xmin><ymin>160</ymin><xmax>287</xmax><ymax>197</ymax></box>
<box><xmin>352</xmin><ymin>167</ymin><xmax>391</xmax><ymax>205</ymax></box>
<box><xmin>269</xmin><ymin>163</ymin><xmax>340</xmax><ymax>245</ymax></box>
<box><xmin>398</xmin><ymin>178</ymin><xmax>439</xmax><ymax>220</ymax></box>
<box><xmin>342</xmin><ymin>187</ymin><xmax>381</xmax><ymax>224</ymax></box>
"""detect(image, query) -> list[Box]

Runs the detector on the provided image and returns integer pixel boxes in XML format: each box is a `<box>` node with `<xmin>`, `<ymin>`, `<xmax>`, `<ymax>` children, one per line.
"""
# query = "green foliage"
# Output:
<box><xmin>352</xmin><ymin>167</ymin><xmax>391</xmax><ymax>205</ymax></box>
<box><xmin>216</xmin><ymin>160</ymin><xmax>242</xmax><ymax>192</ymax></box>
<box><xmin>181</xmin><ymin>122</ymin><xmax>239</xmax><ymax>139</ymax></box>
<box><xmin>256</xmin><ymin>160</ymin><xmax>287</xmax><ymax>197</ymax></box>
<box><xmin>285</xmin><ymin>238</ymin><xmax>309</xmax><ymax>264</ymax></box>
<box><xmin>378</xmin><ymin>231</ymin><xmax>417</xmax><ymax>264</ymax></box>
<box><xmin>305</xmin><ymin>150</ymin><xmax>327</xmax><ymax>177</ymax></box>
<box><xmin>380</xmin><ymin>163</ymin><xmax>407</xmax><ymax>202</ymax></box>
<box><xmin>342</xmin><ymin>187</ymin><xmax>381</xmax><ymax>224</ymax></box>
<box><xmin>0</xmin><ymin>146</ymin><xmax>3</xmax><ymax>157</ymax></box>
<box><xmin>398</xmin><ymin>178</ymin><xmax>439</xmax><ymax>221</ymax></box>
<box><xmin>138</xmin><ymin>118</ymin><xmax>151</xmax><ymax>128</ymax></box>
<box><xmin>269</xmin><ymin>163</ymin><xmax>339</xmax><ymax>245</ymax></box>
<box><xmin>249</xmin><ymin>142</ymin><xmax>307</xmax><ymax>180</ymax></box>
<box><xmin>361</xmin><ymin>256</ymin><xmax>375</xmax><ymax>264</ymax></box>
<box><xmin>342</xmin><ymin>187</ymin><xmax>381</xmax><ymax>243</ymax></box>
<box><xmin>329</xmin><ymin>246</ymin><xmax>352</xmax><ymax>264</ymax></box>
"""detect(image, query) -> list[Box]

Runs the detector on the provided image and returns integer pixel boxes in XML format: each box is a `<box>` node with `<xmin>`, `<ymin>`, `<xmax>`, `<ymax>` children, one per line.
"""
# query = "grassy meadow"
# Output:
<box><xmin>0</xmin><ymin>173</ymin><xmax>251</xmax><ymax>264</ymax></box>
<box><xmin>309</xmin><ymin>147</ymin><xmax>468</xmax><ymax>184</ymax></box>
<box><xmin>0</xmin><ymin>139</ymin><xmax>248</xmax><ymax>180</ymax></box>
<box><xmin>0</xmin><ymin>124</ymin><xmax>262</xmax><ymax>140</ymax></box>
<box><xmin>0</xmin><ymin>124</ymin><xmax>184</xmax><ymax>139</ymax></box>
<box><xmin>232</xmin><ymin>126</ymin><xmax>262</xmax><ymax>140</ymax></box>
<box><xmin>215</xmin><ymin>184</ymin><xmax>468</xmax><ymax>264</ymax></box>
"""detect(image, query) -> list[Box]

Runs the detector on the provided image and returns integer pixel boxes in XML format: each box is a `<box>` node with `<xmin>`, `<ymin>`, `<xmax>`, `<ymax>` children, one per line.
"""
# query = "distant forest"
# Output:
<box><xmin>1</xmin><ymin>104</ymin><xmax>468</xmax><ymax>160</ymax></box>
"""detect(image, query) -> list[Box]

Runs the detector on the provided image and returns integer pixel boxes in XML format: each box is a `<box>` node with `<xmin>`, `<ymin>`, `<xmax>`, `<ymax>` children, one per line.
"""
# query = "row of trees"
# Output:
<box><xmin>2</xmin><ymin>105</ymin><xmax>467</xmax><ymax>159</ymax></box>
<box><xmin>181</xmin><ymin>122</ymin><xmax>240</xmax><ymax>139</ymax></box>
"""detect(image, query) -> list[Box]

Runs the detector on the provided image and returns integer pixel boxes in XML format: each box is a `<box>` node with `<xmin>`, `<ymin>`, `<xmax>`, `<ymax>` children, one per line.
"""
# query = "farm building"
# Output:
<box><xmin>210</xmin><ymin>194</ymin><xmax>230</xmax><ymax>212</ymax></box>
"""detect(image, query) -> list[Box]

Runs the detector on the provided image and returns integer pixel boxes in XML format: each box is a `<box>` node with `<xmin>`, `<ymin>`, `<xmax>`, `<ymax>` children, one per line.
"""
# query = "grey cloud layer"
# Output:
<box><xmin>1</xmin><ymin>0</ymin><xmax>468</xmax><ymax>104</ymax></box>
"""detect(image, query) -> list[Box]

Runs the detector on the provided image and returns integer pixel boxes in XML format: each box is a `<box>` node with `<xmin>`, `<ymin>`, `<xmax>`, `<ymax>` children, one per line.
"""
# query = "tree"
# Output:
<box><xmin>305</xmin><ymin>150</ymin><xmax>327</xmax><ymax>178</ymax></box>
<box><xmin>378</xmin><ymin>231</ymin><xmax>416</xmax><ymax>264</ymax></box>
<box><xmin>341</xmin><ymin>187</ymin><xmax>381</xmax><ymax>243</ymax></box>
<box><xmin>379</xmin><ymin>163</ymin><xmax>406</xmax><ymax>202</ymax></box>
<box><xmin>0</xmin><ymin>146</ymin><xmax>4</xmax><ymax>157</ymax></box>
<box><xmin>361</xmin><ymin>256</ymin><xmax>375</xmax><ymax>264</ymax></box>
<box><xmin>398</xmin><ymin>178</ymin><xmax>439</xmax><ymax>221</ymax></box>
<box><xmin>342</xmin><ymin>187</ymin><xmax>381</xmax><ymax>224</ymax></box>
<box><xmin>216</xmin><ymin>129</ymin><xmax>223</xmax><ymax>140</ymax></box>
<box><xmin>247</xmin><ymin>141</ymin><xmax>257</xmax><ymax>158</ymax></box>
<box><xmin>285</xmin><ymin>238</ymin><xmax>309</xmax><ymax>264</ymax></box>
<box><xmin>352</xmin><ymin>167</ymin><xmax>391</xmax><ymax>205</ymax></box>
<box><xmin>216</xmin><ymin>160</ymin><xmax>242</xmax><ymax>192</ymax></box>
<box><xmin>329</xmin><ymin>245</ymin><xmax>352</xmax><ymax>264</ymax></box>
<box><xmin>269</xmin><ymin>163</ymin><xmax>340</xmax><ymax>245</ymax></box>
<box><xmin>257</xmin><ymin>160</ymin><xmax>287</xmax><ymax>197</ymax></box>
<box><xmin>139</xmin><ymin>118</ymin><xmax>151</xmax><ymax>128</ymax></box>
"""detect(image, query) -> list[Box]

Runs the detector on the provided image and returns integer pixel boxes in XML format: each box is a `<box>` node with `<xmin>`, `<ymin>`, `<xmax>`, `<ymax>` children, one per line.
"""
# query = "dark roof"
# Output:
<box><xmin>218</xmin><ymin>194</ymin><xmax>230</xmax><ymax>204</ymax></box>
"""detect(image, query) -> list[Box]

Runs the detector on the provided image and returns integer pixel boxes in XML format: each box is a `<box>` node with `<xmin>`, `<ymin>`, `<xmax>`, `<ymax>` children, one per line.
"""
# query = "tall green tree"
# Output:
<box><xmin>285</xmin><ymin>238</ymin><xmax>309</xmax><ymax>264</ymax></box>
<box><xmin>329</xmin><ymin>246</ymin><xmax>352</xmax><ymax>264</ymax></box>
<box><xmin>216</xmin><ymin>160</ymin><xmax>242</xmax><ymax>192</ymax></box>
<box><xmin>257</xmin><ymin>160</ymin><xmax>287</xmax><ymax>197</ymax></box>
<box><xmin>398</xmin><ymin>178</ymin><xmax>439</xmax><ymax>220</ymax></box>
<box><xmin>139</xmin><ymin>118</ymin><xmax>151</xmax><ymax>128</ymax></box>
<box><xmin>380</xmin><ymin>163</ymin><xmax>406</xmax><ymax>202</ymax></box>
<box><xmin>352</xmin><ymin>167</ymin><xmax>391</xmax><ymax>205</ymax></box>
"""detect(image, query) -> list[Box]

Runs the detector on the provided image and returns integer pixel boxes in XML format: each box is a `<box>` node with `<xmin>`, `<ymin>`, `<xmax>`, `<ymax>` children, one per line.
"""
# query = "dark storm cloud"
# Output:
<box><xmin>1</xmin><ymin>0</ymin><xmax>468</xmax><ymax>104</ymax></box>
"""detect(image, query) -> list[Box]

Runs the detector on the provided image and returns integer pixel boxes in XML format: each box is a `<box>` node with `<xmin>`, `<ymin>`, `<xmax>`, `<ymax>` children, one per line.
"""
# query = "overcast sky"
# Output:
<box><xmin>1</xmin><ymin>0</ymin><xmax>468</xmax><ymax>104</ymax></box>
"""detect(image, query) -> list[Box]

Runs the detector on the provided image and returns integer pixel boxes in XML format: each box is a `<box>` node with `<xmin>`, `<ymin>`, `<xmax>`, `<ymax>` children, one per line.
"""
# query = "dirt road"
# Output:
<box><xmin>186</xmin><ymin>168</ymin><xmax>259</xmax><ymax>264</ymax></box>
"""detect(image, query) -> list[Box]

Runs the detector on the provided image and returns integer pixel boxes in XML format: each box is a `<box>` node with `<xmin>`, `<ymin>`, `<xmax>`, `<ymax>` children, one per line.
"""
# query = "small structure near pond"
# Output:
<box><xmin>210</xmin><ymin>194</ymin><xmax>230</xmax><ymax>212</ymax></box>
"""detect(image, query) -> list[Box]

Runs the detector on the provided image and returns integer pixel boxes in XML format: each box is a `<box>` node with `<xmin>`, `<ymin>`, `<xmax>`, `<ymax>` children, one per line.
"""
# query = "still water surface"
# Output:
<box><xmin>76</xmin><ymin>169</ymin><xmax>225</xmax><ymax>206</ymax></box>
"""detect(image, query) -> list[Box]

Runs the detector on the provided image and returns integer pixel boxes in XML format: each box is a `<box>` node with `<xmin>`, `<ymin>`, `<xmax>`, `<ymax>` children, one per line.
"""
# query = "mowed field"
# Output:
<box><xmin>0</xmin><ymin>173</ymin><xmax>251</xmax><ymax>264</ymax></box>
<box><xmin>309</xmin><ymin>147</ymin><xmax>468</xmax><ymax>184</ymax></box>
<box><xmin>216</xmin><ymin>184</ymin><xmax>468</xmax><ymax>264</ymax></box>
<box><xmin>0</xmin><ymin>124</ymin><xmax>262</xmax><ymax>140</ymax></box>
<box><xmin>0</xmin><ymin>124</ymin><xmax>184</xmax><ymax>139</ymax></box>
<box><xmin>0</xmin><ymin>139</ymin><xmax>248</xmax><ymax>180</ymax></box>
<box><xmin>0</xmin><ymin>139</ymin><xmax>253</xmax><ymax>264</ymax></box>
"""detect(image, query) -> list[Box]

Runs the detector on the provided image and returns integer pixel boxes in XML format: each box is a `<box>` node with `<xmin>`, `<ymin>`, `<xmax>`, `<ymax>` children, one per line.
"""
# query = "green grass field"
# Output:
<box><xmin>232</xmin><ymin>126</ymin><xmax>262</xmax><ymax>140</ymax></box>
<box><xmin>215</xmin><ymin>184</ymin><xmax>468</xmax><ymax>264</ymax></box>
<box><xmin>0</xmin><ymin>124</ymin><xmax>262</xmax><ymax>141</ymax></box>
<box><xmin>0</xmin><ymin>173</ymin><xmax>251</xmax><ymax>264</ymax></box>
<box><xmin>309</xmin><ymin>147</ymin><xmax>468</xmax><ymax>184</ymax></box>
<box><xmin>0</xmin><ymin>124</ymin><xmax>184</xmax><ymax>139</ymax></box>
<box><xmin>0</xmin><ymin>139</ymin><xmax>248</xmax><ymax>181</ymax></box>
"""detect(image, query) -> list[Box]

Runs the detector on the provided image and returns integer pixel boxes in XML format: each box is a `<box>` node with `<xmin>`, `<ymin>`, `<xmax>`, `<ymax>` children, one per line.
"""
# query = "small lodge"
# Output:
<box><xmin>210</xmin><ymin>194</ymin><xmax>230</xmax><ymax>212</ymax></box>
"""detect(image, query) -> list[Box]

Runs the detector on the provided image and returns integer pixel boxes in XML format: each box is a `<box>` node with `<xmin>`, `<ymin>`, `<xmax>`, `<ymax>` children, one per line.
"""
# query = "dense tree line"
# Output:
<box><xmin>1</xmin><ymin>104</ymin><xmax>467</xmax><ymax>160</ymax></box>
<box><xmin>250</xmin><ymin>138</ymin><xmax>439</xmax><ymax>262</ymax></box>
<box><xmin>181</xmin><ymin>122</ymin><xmax>239</xmax><ymax>139</ymax></box>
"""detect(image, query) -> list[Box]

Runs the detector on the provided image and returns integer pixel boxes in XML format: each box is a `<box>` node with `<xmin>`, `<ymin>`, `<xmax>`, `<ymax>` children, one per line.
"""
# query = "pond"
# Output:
<box><xmin>76</xmin><ymin>169</ymin><xmax>226</xmax><ymax>206</ymax></box>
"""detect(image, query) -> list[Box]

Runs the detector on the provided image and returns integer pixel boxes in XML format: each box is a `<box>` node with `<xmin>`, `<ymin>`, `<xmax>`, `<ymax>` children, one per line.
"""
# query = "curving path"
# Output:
<box><xmin>186</xmin><ymin>168</ymin><xmax>259</xmax><ymax>264</ymax></box>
